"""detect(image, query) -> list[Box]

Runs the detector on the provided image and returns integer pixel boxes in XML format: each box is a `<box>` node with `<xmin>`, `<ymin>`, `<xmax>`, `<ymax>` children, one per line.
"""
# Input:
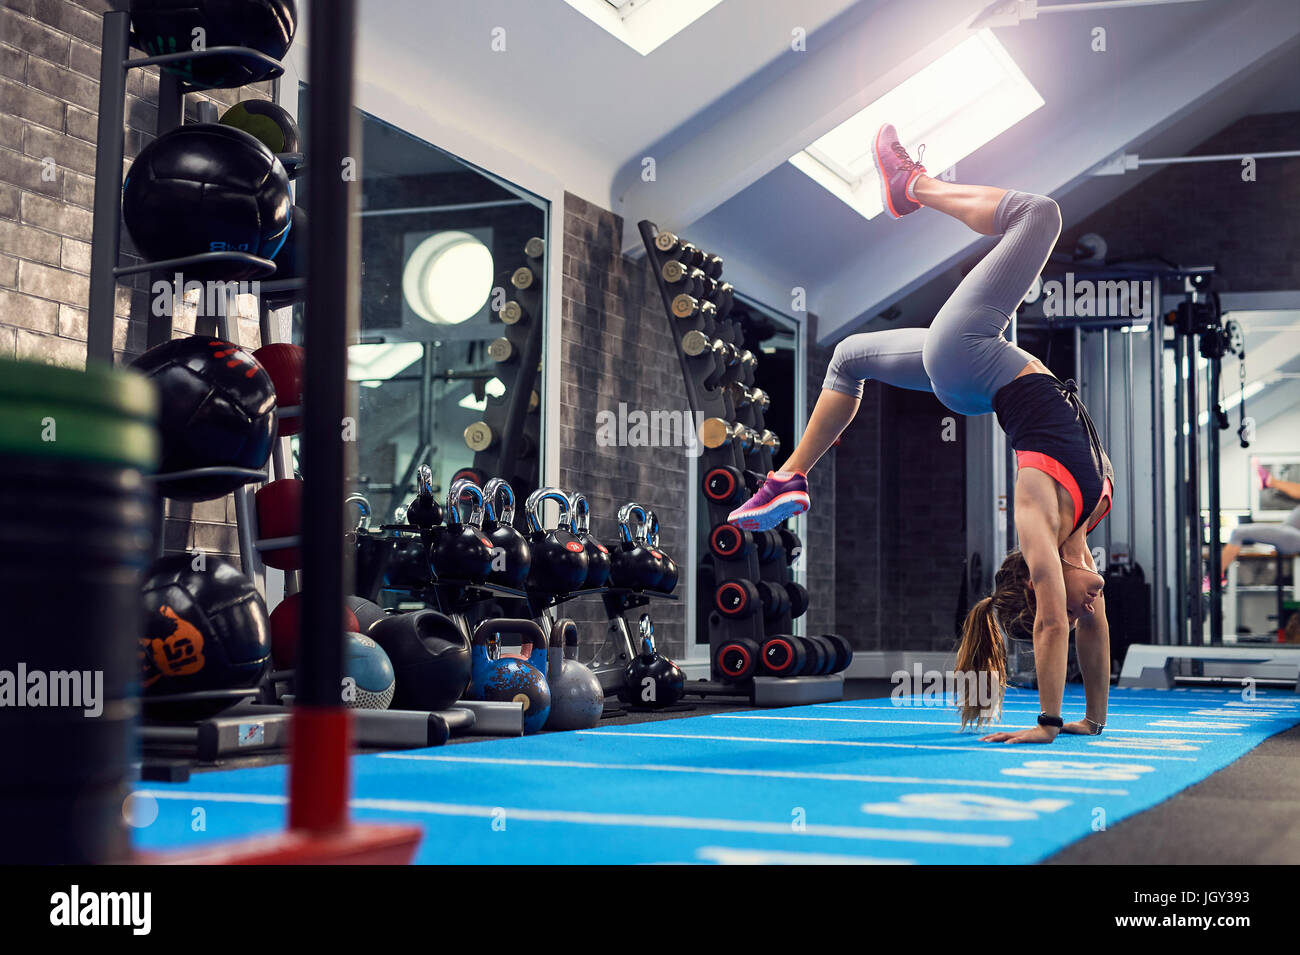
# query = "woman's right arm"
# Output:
<box><xmin>1012</xmin><ymin>474</ymin><xmax>1071</xmax><ymax>736</ymax></box>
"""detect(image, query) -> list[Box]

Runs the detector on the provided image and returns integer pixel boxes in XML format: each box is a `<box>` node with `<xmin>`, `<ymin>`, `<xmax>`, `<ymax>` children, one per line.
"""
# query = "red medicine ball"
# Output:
<box><xmin>252</xmin><ymin>343</ymin><xmax>304</xmax><ymax>436</ymax></box>
<box><xmin>269</xmin><ymin>591</ymin><xmax>361</xmax><ymax>670</ymax></box>
<box><xmin>255</xmin><ymin>477</ymin><xmax>302</xmax><ymax>570</ymax></box>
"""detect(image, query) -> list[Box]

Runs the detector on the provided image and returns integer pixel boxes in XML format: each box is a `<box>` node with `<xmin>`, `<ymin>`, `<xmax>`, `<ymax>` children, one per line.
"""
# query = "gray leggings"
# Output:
<box><xmin>823</xmin><ymin>190</ymin><xmax>1062</xmax><ymax>416</ymax></box>
<box><xmin>1228</xmin><ymin>506</ymin><xmax>1300</xmax><ymax>554</ymax></box>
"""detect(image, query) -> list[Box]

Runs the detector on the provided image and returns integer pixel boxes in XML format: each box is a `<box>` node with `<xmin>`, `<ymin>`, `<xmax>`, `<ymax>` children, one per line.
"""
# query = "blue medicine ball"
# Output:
<box><xmin>343</xmin><ymin>632</ymin><xmax>395</xmax><ymax>710</ymax></box>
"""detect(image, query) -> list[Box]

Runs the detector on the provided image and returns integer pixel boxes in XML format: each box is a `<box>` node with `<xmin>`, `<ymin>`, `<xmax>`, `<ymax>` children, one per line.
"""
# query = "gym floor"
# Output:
<box><xmin>139</xmin><ymin>680</ymin><xmax>1300</xmax><ymax>865</ymax></box>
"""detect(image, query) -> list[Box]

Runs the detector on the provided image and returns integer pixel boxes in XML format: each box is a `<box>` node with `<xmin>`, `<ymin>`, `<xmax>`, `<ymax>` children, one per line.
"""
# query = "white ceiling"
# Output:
<box><xmin>352</xmin><ymin>0</ymin><xmax>1300</xmax><ymax>343</ymax></box>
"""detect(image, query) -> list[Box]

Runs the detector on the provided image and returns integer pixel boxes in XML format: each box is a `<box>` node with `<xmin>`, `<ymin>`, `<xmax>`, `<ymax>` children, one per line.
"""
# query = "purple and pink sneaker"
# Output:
<box><xmin>728</xmin><ymin>471</ymin><xmax>810</xmax><ymax>531</ymax></box>
<box><xmin>1257</xmin><ymin>464</ymin><xmax>1273</xmax><ymax>489</ymax></box>
<box><xmin>872</xmin><ymin>122</ymin><xmax>927</xmax><ymax>219</ymax></box>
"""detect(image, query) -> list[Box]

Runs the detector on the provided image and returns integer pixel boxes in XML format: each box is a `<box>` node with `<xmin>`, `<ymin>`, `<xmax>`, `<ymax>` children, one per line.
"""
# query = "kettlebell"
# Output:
<box><xmin>641</xmin><ymin>508</ymin><xmax>677</xmax><ymax>594</ymax></box>
<box><xmin>429</xmin><ymin>478</ymin><xmax>495</xmax><ymax>583</ymax></box>
<box><xmin>469</xmin><ymin>618</ymin><xmax>551</xmax><ymax>734</ymax></box>
<box><xmin>618</xmin><ymin>613</ymin><xmax>685</xmax><ymax>709</ymax></box>
<box><xmin>482</xmin><ymin>477</ymin><xmax>532</xmax><ymax>588</ymax></box>
<box><xmin>524</xmin><ymin>487</ymin><xmax>589</xmax><ymax>594</ymax></box>
<box><xmin>568</xmin><ymin>492</ymin><xmax>611</xmax><ymax>589</ymax></box>
<box><xmin>369</xmin><ymin>609</ymin><xmax>472</xmax><ymax>711</ymax></box>
<box><xmin>545</xmin><ymin>618</ymin><xmax>604</xmax><ymax>730</ymax></box>
<box><xmin>609</xmin><ymin>502</ymin><xmax>661</xmax><ymax>591</ymax></box>
<box><xmin>406</xmin><ymin>463</ymin><xmax>443</xmax><ymax>528</ymax></box>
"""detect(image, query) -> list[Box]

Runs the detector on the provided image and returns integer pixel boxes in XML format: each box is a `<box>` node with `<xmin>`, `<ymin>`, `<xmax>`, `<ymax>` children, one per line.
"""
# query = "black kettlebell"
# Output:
<box><xmin>609</xmin><ymin>502</ymin><xmax>661</xmax><ymax>591</ymax></box>
<box><xmin>524</xmin><ymin>487</ymin><xmax>589</xmax><ymax>594</ymax></box>
<box><xmin>429</xmin><ymin>478</ymin><xmax>494</xmax><ymax>583</ymax></box>
<box><xmin>369</xmin><ymin>609</ymin><xmax>472</xmax><ymax>710</ymax></box>
<box><xmin>568</xmin><ymin>492</ymin><xmax>611</xmax><ymax>589</ymax></box>
<box><xmin>482</xmin><ymin>477</ymin><xmax>532</xmax><ymax>588</ymax></box>
<box><xmin>406</xmin><ymin>463</ymin><xmax>443</xmax><ymax>528</ymax></box>
<box><xmin>641</xmin><ymin>508</ymin><xmax>677</xmax><ymax>594</ymax></box>
<box><xmin>618</xmin><ymin>613</ymin><xmax>684</xmax><ymax>708</ymax></box>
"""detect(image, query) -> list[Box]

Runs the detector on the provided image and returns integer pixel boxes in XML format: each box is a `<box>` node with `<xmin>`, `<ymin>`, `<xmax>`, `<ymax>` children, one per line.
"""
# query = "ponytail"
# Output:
<box><xmin>954</xmin><ymin>596</ymin><xmax>1006</xmax><ymax>730</ymax></box>
<box><xmin>953</xmin><ymin>550</ymin><xmax>1035</xmax><ymax>730</ymax></box>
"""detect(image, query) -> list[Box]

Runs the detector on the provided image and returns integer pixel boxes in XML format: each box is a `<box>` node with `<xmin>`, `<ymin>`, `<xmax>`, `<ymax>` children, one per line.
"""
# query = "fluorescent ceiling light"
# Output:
<box><xmin>403</xmin><ymin>231</ymin><xmax>494</xmax><ymax>325</ymax></box>
<box><xmin>563</xmin><ymin>0</ymin><xmax>724</xmax><ymax>56</ymax></box>
<box><xmin>457</xmin><ymin>377</ymin><xmax>506</xmax><ymax>412</ymax></box>
<box><xmin>789</xmin><ymin>29</ymin><xmax>1044</xmax><ymax>220</ymax></box>
<box><xmin>349</xmin><ymin>342</ymin><xmax>424</xmax><ymax>388</ymax></box>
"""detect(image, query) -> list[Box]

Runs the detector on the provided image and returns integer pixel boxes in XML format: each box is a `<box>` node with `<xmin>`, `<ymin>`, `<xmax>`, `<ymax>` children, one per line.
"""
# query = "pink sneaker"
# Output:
<box><xmin>727</xmin><ymin>471</ymin><xmax>809</xmax><ymax>531</ymax></box>
<box><xmin>1257</xmin><ymin>464</ymin><xmax>1273</xmax><ymax>489</ymax></box>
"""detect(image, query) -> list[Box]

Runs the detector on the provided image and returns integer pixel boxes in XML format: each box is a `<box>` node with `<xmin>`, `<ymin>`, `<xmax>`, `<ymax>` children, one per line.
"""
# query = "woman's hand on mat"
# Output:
<box><xmin>979</xmin><ymin>725</ymin><xmax>1058</xmax><ymax>744</ymax></box>
<box><xmin>1060</xmin><ymin>720</ymin><xmax>1100</xmax><ymax>735</ymax></box>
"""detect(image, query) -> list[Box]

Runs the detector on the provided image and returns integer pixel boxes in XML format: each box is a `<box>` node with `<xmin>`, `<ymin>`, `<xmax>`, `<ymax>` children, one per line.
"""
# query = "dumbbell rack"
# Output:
<box><xmin>85</xmin><ymin>14</ymin><xmax>302</xmax><ymax>605</ymax></box>
<box><xmin>637</xmin><ymin>221</ymin><xmax>839</xmax><ymax>703</ymax></box>
<box><xmin>463</xmin><ymin>242</ymin><xmax>547</xmax><ymax>497</ymax></box>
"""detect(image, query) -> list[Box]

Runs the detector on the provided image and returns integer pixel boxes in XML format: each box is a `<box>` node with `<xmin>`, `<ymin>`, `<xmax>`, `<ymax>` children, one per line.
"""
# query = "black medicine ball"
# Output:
<box><xmin>122</xmin><ymin>123</ymin><xmax>292</xmax><ymax>279</ymax></box>
<box><xmin>130</xmin><ymin>0</ymin><xmax>298</xmax><ymax>89</ymax></box>
<box><xmin>139</xmin><ymin>554</ymin><xmax>271</xmax><ymax>714</ymax></box>
<box><xmin>129</xmin><ymin>335</ymin><xmax>276</xmax><ymax>501</ymax></box>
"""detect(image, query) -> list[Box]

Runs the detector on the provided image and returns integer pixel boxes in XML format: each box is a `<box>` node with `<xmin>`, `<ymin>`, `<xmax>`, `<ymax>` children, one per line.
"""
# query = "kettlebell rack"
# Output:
<box><xmin>637</xmin><ymin>221</ymin><xmax>839</xmax><ymax>702</ymax></box>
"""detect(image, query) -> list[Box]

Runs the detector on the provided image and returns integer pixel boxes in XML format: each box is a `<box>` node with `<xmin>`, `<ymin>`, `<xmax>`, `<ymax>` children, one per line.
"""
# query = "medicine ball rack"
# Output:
<box><xmin>85</xmin><ymin>13</ymin><xmax>302</xmax><ymax>599</ymax></box>
<box><xmin>88</xmin><ymin>4</ymin><xmax>431</xmax><ymax>862</ymax></box>
<box><xmin>637</xmin><ymin>220</ymin><xmax>841</xmax><ymax>705</ymax></box>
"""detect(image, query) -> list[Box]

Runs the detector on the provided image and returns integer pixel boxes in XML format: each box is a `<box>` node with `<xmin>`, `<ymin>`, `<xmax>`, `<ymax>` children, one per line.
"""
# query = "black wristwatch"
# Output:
<box><xmin>1037</xmin><ymin>713</ymin><xmax>1064</xmax><ymax>728</ymax></box>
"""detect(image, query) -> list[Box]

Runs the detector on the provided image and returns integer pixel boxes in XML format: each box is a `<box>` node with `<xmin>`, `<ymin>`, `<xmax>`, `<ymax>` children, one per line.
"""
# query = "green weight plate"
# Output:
<box><xmin>0</xmin><ymin>404</ymin><xmax>157</xmax><ymax>470</ymax></box>
<box><xmin>0</xmin><ymin>358</ymin><xmax>156</xmax><ymax>422</ymax></box>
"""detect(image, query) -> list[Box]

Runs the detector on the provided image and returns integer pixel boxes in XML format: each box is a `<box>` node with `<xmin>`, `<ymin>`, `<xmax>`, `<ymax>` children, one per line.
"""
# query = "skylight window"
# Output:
<box><xmin>564</xmin><ymin>0</ymin><xmax>725</xmax><ymax>56</ymax></box>
<box><xmin>789</xmin><ymin>29</ymin><xmax>1044</xmax><ymax>220</ymax></box>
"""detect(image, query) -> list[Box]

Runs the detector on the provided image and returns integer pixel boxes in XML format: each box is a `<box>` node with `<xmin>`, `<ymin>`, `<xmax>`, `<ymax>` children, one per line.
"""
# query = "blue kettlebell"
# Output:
<box><xmin>469</xmin><ymin>618</ymin><xmax>551</xmax><ymax>733</ymax></box>
<box><xmin>545</xmin><ymin>618</ymin><xmax>604</xmax><ymax>730</ymax></box>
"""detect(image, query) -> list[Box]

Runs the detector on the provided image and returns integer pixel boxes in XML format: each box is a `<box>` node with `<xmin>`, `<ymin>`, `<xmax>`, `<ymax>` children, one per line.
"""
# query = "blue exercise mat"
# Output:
<box><xmin>131</xmin><ymin>686</ymin><xmax>1300</xmax><ymax>864</ymax></box>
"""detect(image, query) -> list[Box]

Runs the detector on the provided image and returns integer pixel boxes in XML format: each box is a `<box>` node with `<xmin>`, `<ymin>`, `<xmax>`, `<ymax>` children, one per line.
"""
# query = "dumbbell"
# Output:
<box><xmin>464</xmin><ymin>421</ymin><xmax>537</xmax><ymax>455</ymax></box>
<box><xmin>714</xmin><ymin>578</ymin><xmax>759</xmax><ymax>618</ymax></box>
<box><xmin>654</xmin><ymin>230</ymin><xmax>682</xmax><ymax>253</ymax></box>
<box><xmin>702</xmin><ymin>465</ymin><xmax>745</xmax><ymax>506</ymax></box>
<box><xmin>803</xmin><ymin>634</ymin><xmax>836</xmax><ymax>674</ymax></box>
<box><xmin>753</xmin><ymin>530</ymin><xmax>782</xmax><ymax>564</ymax></box>
<box><xmin>498</xmin><ymin>300</ymin><xmax>528</xmax><ymax>325</ymax></box>
<box><xmin>708</xmin><ymin>523</ymin><xmax>754</xmax><ymax>560</ymax></box>
<box><xmin>724</xmin><ymin>381</ymin><xmax>752</xmax><ymax>410</ymax></box>
<box><xmin>750</xmin><ymin>387</ymin><xmax>770</xmax><ymax>410</ymax></box>
<box><xmin>757</xmin><ymin>580</ymin><xmax>790</xmax><ymax>620</ymax></box>
<box><xmin>714</xmin><ymin>282</ymin><xmax>735</xmax><ymax>319</ymax></box>
<box><xmin>510</xmin><ymin>266</ymin><xmax>536</xmax><ymax>290</ymax></box>
<box><xmin>487</xmin><ymin>336</ymin><xmax>515</xmax><ymax>363</ymax></box>
<box><xmin>682</xmin><ymin>329</ymin><xmax>731</xmax><ymax>361</ymax></box>
<box><xmin>777</xmin><ymin>528</ymin><xmax>803</xmax><ymax>564</ymax></box>
<box><xmin>524</xmin><ymin>236</ymin><xmax>545</xmax><ymax>259</ymax></box>
<box><xmin>822</xmin><ymin>634</ymin><xmax>853</xmax><ymax>673</ymax></box>
<box><xmin>785</xmin><ymin>581</ymin><xmax>809</xmax><ymax>619</ymax></box>
<box><xmin>714</xmin><ymin>636</ymin><xmax>759</xmax><ymax>682</ymax></box>
<box><xmin>757</xmin><ymin>430</ymin><xmax>780</xmax><ymax>455</ymax></box>
<box><xmin>758</xmin><ymin>635</ymin><xmax>806</xmax><ymax>677</ymax></box>
<box><xmin>703</xmin><ymin>253</ymin><xmax>723</xmax><ymax>279</ymax></box>
<box><xmin>698</xmin><ymin>417</ymin><xmax>747</xmax><ymax>449</ymax></box>
<box><xmin>671</xmin><ymin>293</ymin><xmax>701</xmax><ymax>320</ymax></box>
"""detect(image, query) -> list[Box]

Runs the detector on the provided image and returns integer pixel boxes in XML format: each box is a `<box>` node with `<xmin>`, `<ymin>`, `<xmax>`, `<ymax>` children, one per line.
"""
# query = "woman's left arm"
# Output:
<box><xmin>1063</xmin><ymin>591</ymin><xmax>1110</xmax><ymax>735</ymax></box>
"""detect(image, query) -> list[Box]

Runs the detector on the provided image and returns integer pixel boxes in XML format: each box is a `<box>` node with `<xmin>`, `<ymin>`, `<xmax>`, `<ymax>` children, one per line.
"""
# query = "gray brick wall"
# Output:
<box><xmin>561</xmin><ymin>193</ymin><xmax>689</xmax><ymax>658</ymax></box>
<box><xmin>1</xmin><ymin>0</ymin><xmax>271</xmax><ymax>569</ymax></box>
<box><xmin>1062</xmin><ymin>112</ymin><xmax>1300</xmax><ymax>291</ymax></box>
